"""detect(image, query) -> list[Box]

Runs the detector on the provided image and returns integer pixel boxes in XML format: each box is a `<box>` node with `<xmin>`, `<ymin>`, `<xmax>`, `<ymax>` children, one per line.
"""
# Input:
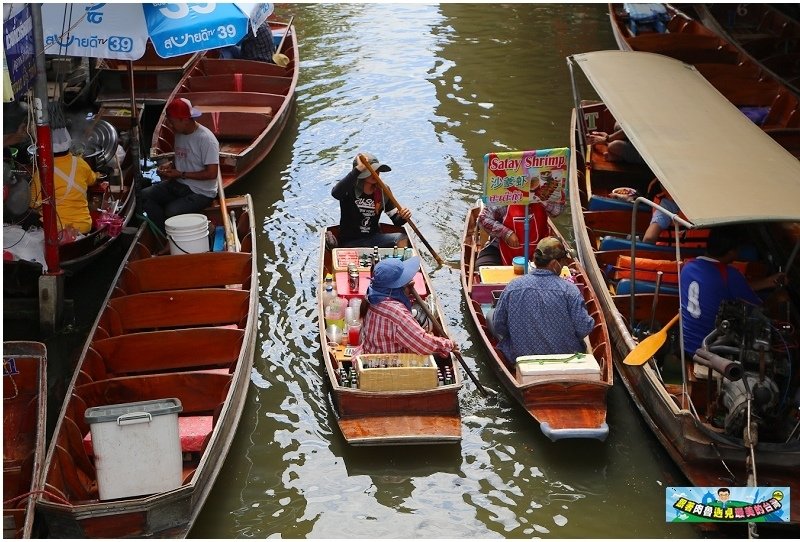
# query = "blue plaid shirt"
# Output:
<box><xmin>493</xmin><ymin>269</ymin><xmax>594</xmax><ymax>363</ymax></box>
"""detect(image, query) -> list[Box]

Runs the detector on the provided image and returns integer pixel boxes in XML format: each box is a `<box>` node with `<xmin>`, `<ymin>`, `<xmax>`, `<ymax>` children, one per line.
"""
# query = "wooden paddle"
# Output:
<box><xmin>272</xmin><ymin>16</ymin><xmax>294</xmax><ymax>67</ymax></box>
<box><xmin>358</xmin><ymin>153</ymin><xmax>445</xmax><ymax>266</ymax></box>
<box><xmin>623</xmin><ymin>313</ymin><xmax>680</xmax><ymax>366</ymax></box>
<box><xmin>216</xmin><ymin>171</ymin><xmax>236</xmax><ymax>252</ymax></box>
<box><xmin>409</xmin><ymin>287</ymin><xmax>496</xmax><ymax>397</ymax></box>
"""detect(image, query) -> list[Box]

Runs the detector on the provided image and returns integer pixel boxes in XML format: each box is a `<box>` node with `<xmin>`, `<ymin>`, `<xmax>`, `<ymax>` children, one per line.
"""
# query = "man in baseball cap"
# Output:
<box><xmin>492</xmin><ymin>236</ymin><xmax>594</xmax><ymax>363</ymax></box>
<box><xmin>165</xmin><ymin>97</ymin><xmax>202</xmax><ymax>120</ymax></box>
<box><xmin>138</xmin><ymin>97</ymin><xmax>219</xmax><ymax>233</ymax></box>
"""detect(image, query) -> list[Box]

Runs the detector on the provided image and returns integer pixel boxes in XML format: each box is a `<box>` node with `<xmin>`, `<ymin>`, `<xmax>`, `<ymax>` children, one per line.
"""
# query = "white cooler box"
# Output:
<box><xmin>84</xmin><ymin>398</ymin><xmax>183</xmax><ymax>500</ymax></box>
<box><xmin>515</xmin><ymin>353</ymin><xmax>601</xmax><ymax>382</ymax></box>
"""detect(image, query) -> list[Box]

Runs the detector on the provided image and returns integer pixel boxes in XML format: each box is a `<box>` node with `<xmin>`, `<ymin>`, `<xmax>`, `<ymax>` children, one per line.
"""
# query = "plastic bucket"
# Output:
<box><xmin>164</xmin><ymin>213</ymin><xmax>210</xmax><ymax>255</ymax></box>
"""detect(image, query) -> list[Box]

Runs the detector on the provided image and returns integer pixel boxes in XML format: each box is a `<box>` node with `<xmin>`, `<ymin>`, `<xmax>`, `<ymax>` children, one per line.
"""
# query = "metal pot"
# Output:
<box><xmin>85</xmin><ymin>120</ymin><xmax>118</xmax><ymax>170</ymax></box>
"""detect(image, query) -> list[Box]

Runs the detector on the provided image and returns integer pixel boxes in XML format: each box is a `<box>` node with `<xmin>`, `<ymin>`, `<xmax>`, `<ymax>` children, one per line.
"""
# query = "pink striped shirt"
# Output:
<box><xmin>358</xmin><ymin>299</ymin><xmax>454</xmax><ymax>356</ymax></box>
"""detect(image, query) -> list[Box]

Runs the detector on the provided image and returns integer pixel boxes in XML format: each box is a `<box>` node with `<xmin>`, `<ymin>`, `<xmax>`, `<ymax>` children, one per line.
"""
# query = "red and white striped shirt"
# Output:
<box><xmin>358</xmin><ymin>299</ymin><xmax>454</xmax><ymax>356</ymax></box>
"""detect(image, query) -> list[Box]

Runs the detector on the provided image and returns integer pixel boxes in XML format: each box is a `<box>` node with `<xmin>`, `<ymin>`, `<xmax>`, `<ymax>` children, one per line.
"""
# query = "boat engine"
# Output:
<box><xmin>701</xmin><ymin>301</ymin><xmax>794</xmax><ymax>438</ymax></box>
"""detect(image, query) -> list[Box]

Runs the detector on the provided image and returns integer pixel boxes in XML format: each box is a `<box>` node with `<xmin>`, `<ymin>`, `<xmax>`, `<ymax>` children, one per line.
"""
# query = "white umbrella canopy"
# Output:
<box><xmin>41</xmin><ymin>2</ymin><xmax>274</xmax><ymax>60</ymax></box>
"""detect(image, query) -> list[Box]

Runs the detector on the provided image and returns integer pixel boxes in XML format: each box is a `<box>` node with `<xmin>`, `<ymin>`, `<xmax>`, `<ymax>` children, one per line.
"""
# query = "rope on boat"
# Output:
<box><xmin>3</xmin><ymin>489</ymin><xmax>71</xmax><ymax>507</ymax></box>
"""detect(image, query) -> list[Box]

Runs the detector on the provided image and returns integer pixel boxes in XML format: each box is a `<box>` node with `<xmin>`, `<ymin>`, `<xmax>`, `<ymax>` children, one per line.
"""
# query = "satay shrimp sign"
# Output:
<box><xmin>482</xmin><ymin>148</ymin><xmax>569</xmax><ymax>207</ymax></box>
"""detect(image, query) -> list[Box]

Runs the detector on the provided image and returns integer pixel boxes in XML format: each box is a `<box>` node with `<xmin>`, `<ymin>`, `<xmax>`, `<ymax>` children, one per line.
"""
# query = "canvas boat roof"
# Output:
<box><xmin>569</xmin><ymin>50</ymin><xmax>800</xmax><ymax>227</ymax></box>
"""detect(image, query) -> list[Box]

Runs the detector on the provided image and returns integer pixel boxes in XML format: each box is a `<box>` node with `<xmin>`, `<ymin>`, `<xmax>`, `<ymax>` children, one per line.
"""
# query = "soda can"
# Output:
<box><xmin>347</xmin><ymin>263</ymin><xmax>359</xmax><ymax>292</ymax></box>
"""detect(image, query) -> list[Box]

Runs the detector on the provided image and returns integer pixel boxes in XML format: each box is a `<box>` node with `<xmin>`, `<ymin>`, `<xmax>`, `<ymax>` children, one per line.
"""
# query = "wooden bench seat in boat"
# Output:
<box><xmin>627</xmin><ymin>33</ymin><xmax>739</xmax><ymax>64</ymax></box>
<box><xmin>197</xmin><ymin>112</ymin><xmax>272</xmax><ymax>142</ymax></box>
<box><xmin>87</xmin><ymin>327</ymin><xmax>243</xmax><ymax>377</ymax></box>
<box><xmin>98</xmin><ymin>289</ymin><xmax>249</xmax><ymax>337</ymax></box>
<box><xmin>179</xmin><ymin>90</ymin><xmax>284</xmax><ymax>113</ymax></box>
<box><xmin>117</xmin><ymin>252</ymin><xmax>251</xmax><ymax>294</ymax></box>
<box><xmin>75</xmin><ymin>372</ymin><xmax>229</xmax><ymax>418</ymax></box>
<box><xmin>196</xmin><ymin>58</ymin><xmax>292</xmax><ymax>77</ymax></box>
<box><xmin>184</xmin><ymin>73</ymin><xmax>291</xmax><ymax>95</ymax></box>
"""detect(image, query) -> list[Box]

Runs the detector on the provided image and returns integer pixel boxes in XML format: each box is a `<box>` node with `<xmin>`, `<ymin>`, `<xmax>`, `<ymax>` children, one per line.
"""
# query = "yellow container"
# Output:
<box><xmin>478</xmin><ymin>265</ymin><xmax>518</xmax><ymax>285</ymax></box>
<box><xmin>355</xmin><ymin>353</ymin><xmax>438</xmax><ymax>391</ymax></box>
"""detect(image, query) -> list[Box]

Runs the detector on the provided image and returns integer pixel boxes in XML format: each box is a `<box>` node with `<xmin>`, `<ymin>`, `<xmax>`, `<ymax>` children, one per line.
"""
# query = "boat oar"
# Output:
<box><xmin>216</xmin><ymin>171</ymin><xmax>236</xmax><ymax>252</ymax></box>
<box><xmin>623</xmin><ymin>313</ymin><xmax>680</xmax><ymax>366</ymax></box>
<box><xmin>358</xmin><ymin>153</ymin><xmax>446</xmax><ymax>267</ymax></box>
<box><xmin>272</xmin><ymin>16</ymin><xmax>294</xmax><ymax>67</ymax></box>
<box><xmin>409</xmin><ymin>287</ymin><xmax>497</xmax><ymax>397</ymax></box>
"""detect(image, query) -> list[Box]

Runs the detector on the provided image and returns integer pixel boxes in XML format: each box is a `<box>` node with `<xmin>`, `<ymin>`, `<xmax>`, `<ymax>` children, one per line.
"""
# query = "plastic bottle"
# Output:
<box><xmin>322</xmin><ymin>274</ymin><xmax>338</xmax><ymax>309</ymax></box>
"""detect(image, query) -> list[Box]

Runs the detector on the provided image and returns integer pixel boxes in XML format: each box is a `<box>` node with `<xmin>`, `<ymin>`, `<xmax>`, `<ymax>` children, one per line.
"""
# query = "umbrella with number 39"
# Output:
<box><xmin>41</xmin><ymin>2</ymin><xmax>274</xmax><ymax>60</ymax></box>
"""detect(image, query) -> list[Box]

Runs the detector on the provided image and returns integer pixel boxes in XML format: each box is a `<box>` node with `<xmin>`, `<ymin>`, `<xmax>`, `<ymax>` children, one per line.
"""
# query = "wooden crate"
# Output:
<box><xmin>355</xmin><ymin>353</ymin><xmax>438</xmax><ymax>391</ymax></box>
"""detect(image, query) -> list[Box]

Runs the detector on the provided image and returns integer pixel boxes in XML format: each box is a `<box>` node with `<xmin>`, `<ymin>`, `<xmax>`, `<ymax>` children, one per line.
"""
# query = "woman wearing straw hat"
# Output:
<box><xmin>357</xmin><ymin>256</ymin><xmax>454</xmax><ymax>357</ymax></box>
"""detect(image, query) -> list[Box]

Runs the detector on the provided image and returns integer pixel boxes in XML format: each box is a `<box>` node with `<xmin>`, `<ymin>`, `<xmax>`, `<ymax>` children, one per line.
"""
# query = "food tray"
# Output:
<box><xmin>332</xmin><ymin>247</ymin><xmax>417</xmax><ymax>272</ymax></box>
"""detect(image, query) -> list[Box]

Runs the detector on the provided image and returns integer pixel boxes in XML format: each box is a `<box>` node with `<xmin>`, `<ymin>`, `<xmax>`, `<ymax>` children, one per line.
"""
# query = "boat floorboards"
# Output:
<box><xmin>338</xmin><ymin>414</ymin><xmax>461</xmax><ymax>446</ymax></box>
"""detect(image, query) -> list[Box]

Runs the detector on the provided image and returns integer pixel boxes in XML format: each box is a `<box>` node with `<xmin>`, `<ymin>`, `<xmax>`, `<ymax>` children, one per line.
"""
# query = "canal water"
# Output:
<box><xmin>13</xmin><ymin>3</ymin><xmax>700</xmax><ymax>539</ymax></box>
<box><xmin>188</xmin><ymin>4</ymin><xmax>697</xmax><ymax>539</ymax></box>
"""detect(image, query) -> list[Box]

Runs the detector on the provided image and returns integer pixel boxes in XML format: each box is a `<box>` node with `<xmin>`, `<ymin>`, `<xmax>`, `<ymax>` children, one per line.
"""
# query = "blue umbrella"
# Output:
<box><xmin>41</xmin><ymin>3</ymin><xmax>273</xmax><ymax>60</ymax></box>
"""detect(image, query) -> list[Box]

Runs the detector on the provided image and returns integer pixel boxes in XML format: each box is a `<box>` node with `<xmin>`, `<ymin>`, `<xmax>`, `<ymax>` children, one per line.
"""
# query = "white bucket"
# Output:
<box><xmin>164</xmin><ymin>213</ymin><xmax>210</xmax><ymax>255</ymax></box>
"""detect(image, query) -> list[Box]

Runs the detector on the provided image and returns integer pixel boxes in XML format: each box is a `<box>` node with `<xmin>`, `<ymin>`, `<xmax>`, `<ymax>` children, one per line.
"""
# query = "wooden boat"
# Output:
<box><xmin>459</xmin><ymin>202</ymin><xmax>613</xmax><ymax>441</ymax></box>
<box><xmin>693</xmin><ymin>4</ymin><xmax>800</xmax><ymax>97</ymax></box>
<box><xmin>94</xmin><ymin>43</ymin><xmax>200</xmax><ymax>105</ymax></box>
<box><xmin>35</xmin><ymin>195</ymin><xmax>257</xmax><ymax>537</ymax></box>
<box><xmin>3</xmin><ymin>105</ymin><xmax>141</xmax><ymax>297</ymax></box>
<box><xmin>151</xmin><ymin>19</ymin><xmax>298</xmax><ymax>189</ymax></box>
<box><xmin>567</xmin><ymin>50</ymin><xmax>800</xmax><ymax>528</ymax></box>
<box><xmin>608</xmin><ymin>3</ymin><xmax>800</xmax><ymax>132</ymax></box>
<box><xmin>318</xmin><ymin>224</ymin><xmax>462</xmax><ymax>446</ymax></box>
<box><xmin>3</xmin><ymin>341</ymin><xmax>47</xmax><ymax>539</ymax></box>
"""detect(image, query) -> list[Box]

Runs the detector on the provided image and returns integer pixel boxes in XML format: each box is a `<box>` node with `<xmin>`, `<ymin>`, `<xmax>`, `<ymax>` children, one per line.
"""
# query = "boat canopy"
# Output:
<box><xmin>569</xmin><ymin>51</ymin><xmax>800</xmax><ymax>227</ymax></box>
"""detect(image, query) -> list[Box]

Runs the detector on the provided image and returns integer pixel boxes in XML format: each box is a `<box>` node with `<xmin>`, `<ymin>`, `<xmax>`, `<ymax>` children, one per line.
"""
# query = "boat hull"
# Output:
<box><xmin>460</xmin><ymin>204</ymin><xmax>613</xmax><ymax>441</ymax></box>
<box><xmin>36</xmin><ymin>195</ymin><xmax>258</xmax><ymax>538</ymax></box>
<box><xmin>567</xmin><ymin>98</ymin><xmax>800</xmax><ymax>525</ymax></box>
<box><xmin>151</xmin><ymin>19</ymin><xmax>299</xmax><ymax>189</ymax></box>
<box><xmin>319</xmin><ymin>225</ymin><xmax>463</xmax><ymax>446</ymax></box>
<box><xmin>3</xmin><ymin>341</ymin><xmax>47</xmax><ymax>539</ymax></box>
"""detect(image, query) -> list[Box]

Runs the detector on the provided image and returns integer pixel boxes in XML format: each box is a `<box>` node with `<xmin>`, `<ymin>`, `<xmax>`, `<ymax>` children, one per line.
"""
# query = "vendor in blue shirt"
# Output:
<box><xmin>492</xmin><ymin>237</ymin><xmax>594</xmax><ymax>365</ymax></box>
<box><xmin>680</xmin><ymin>226</ymin><xmax>786</xmax><ymax>356</ymax></box>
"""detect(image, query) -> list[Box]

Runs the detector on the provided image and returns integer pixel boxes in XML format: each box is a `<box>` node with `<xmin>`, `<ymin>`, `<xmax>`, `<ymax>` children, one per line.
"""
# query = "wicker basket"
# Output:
<box><xmin>355</xmin><ymin>353</ymin><xmax>438</xmax><ymax>391</ymax></box>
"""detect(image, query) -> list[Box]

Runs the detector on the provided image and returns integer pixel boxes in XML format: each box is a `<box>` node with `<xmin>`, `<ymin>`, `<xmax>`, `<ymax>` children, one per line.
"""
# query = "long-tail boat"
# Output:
<box><xmin>151</xmin><ymin>18</ymin><xmax>298</xmax><ymax>189</ymax></box>
<box><xmin>608</xmin><ymin>3</ymin><xmax>800</xmax><ymax>133</ymax></box>
<box><xmin>567</xmin><ymin>50</ymin><xmax>800</xmax><ymax>530</ymax></box>
<box><xmin>693</xmin><ymin>3</ymin><xmax>800</xmax><ymax>97</ymax></box>
<box><xmin>3</xmin><ymin>341</ymin><xmax>47</xmax><ymax>539</ymax></box>
<box><xmin>35</xmin><ymin>195</ymin><xmax>257</xmax><ymax>537</ymax></box>
<box><xmin>459</xmin><ymin>202</ymin><xmax>613</xmax><ymax>441</ymax></box>
<box><xmin>318</xmin><ymin>224</ymin><xmax>462</xmax><ymax>446</ymax></box>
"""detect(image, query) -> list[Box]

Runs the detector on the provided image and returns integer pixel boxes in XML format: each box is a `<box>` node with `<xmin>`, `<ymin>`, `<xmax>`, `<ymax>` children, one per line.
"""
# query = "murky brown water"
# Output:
<box><xmin>182</xmin><ymin>3</ymin><xmax>698</xmax><ymax>538</ymax></box>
